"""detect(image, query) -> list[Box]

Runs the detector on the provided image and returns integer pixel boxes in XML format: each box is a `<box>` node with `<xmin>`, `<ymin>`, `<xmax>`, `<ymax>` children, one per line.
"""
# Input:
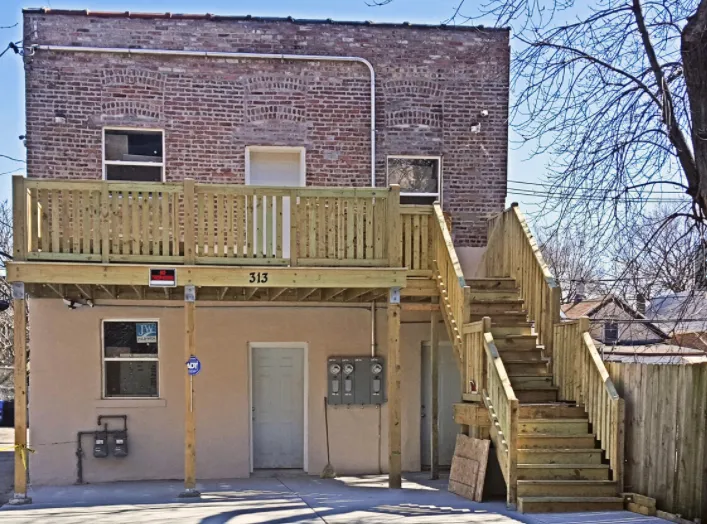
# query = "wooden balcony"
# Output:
<box><xmin>8</xmin><ymin>177</ymin><xmax>439</xmax><ymax>300</ymax></box>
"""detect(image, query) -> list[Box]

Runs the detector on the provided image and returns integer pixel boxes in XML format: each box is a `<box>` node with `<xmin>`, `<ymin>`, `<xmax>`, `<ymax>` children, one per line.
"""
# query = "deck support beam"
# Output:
<box><xmin>430</xmin><ymin>307</ymin><xmax>440</xmax><ymax>480</ymax></box>
<box><xmin>387</xmin><ymin>286</ymin><xmax>402</xmax><ymax>489</ymax></box>
<box><xmin>179</xmin><ymin>285</ymin><xmax>200</xmax><ymax>499</ymax></box>
<box><xmin>10</xmin><ymin>283</ymin><xmax>31</xmax><ymax>505</ymax></box>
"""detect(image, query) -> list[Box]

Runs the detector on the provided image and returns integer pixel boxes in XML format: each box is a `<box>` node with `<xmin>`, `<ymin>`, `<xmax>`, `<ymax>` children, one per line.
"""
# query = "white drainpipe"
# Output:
<box><xmin>32</xmin><ymin>45</ymin><xmax>378</xmax><ymax>187</ymax></box>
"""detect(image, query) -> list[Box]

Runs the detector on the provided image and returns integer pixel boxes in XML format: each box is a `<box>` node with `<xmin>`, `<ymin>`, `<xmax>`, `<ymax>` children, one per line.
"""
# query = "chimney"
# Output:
<box><xmin>636</xmin><ymin>293</ymin><xmax>646</xmax><ymax>316</ymax></box>
<box><xmin>573</xmin><ymin>282</ymin><xmax>585</xmax><ymax>303</ymax></box>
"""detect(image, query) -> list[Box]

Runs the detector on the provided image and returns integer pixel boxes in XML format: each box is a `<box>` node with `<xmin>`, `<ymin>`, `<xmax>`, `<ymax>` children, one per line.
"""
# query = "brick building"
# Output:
<box><xmin>14</xmin><ymin>8</ymin><xmax>510</xmax><ymax>490</ymax></box>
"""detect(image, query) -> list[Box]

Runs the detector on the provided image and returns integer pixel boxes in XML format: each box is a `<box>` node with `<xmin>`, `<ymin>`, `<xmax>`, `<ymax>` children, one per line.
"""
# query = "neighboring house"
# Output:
<box><xmin>646</xmin><ymin>291</ymin><xmax>707</xmax><ymax>352</ymax></box>
<box><xmin>562</xmin><ymin>295</ymin><xmax>667</xmax><ymax>346</ymax></box>
<box><xmin>562</xmin><ymin>296</ymin><xmax>707</xmax><ymax>363</ymax></box>
<box><xmin>12</xmin><ymin>9</ymin><xmax>510</xmax><ymax>488</ymax></box>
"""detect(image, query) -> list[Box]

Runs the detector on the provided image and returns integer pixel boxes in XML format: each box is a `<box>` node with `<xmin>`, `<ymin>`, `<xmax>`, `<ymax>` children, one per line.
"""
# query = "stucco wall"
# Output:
<box><xmin>28</xmin><ymin>300</ymin><xmax>447</xmax><ymax>485</ymax></box>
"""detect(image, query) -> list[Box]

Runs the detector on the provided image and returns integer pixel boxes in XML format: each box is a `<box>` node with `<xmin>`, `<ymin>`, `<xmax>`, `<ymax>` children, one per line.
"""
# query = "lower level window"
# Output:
<box><xmin>103</xmin><ymin>320</ymin><xmax>159</xmax><ymax>398</ymax></box>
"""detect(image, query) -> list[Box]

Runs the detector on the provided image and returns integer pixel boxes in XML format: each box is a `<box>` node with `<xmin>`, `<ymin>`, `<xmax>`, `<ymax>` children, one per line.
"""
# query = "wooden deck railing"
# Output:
<box><xmin>482</xmin><ymin>324</ymin><xmax>519</xmax><ymax>507</ymax></box>
<box><xmin>554</xmin><ymin>318</ymin><xmax>625</xmax><ymax>490</ymax></box>
<box><xmin>14</xmin><ymin>177</ymin><xmax>408</xmax><ymax>268</ymax></box>
<box><xmin>461</xmin><ymin>317</ymin><xmax>490</xmax><ymax>397</ymax></box>
<box><xmin>486</xmin><ymin>204</ymin><xmax>561</xmax><ymax>356</ymax></box>
<box><xmin>432</xmin><ymin>203</ymin><xmax>470</xmax><ymax>357</ymax></box>
<box><xmin>400</xmin><ymin>205</ymin><xmax>434</xmax><ymax>275</ymax></box>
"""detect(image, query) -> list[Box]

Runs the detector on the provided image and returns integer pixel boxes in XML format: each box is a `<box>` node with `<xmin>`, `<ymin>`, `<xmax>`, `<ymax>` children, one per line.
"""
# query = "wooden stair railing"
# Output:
<box><xmin>486</xmin><ymin>204</ymin><xmax>561</xmax><ymax>358</ymax></box>
<box><xmin>466</xmin><ymin>317</ymin><xmax>518</xmax><ymax>507</ymax></box>
<box><xmin>554</xmin><ymin>317</ymin><xmax>625</xmax><ymax>491</ymax></box>
<box><xmin>432</xmin><ymin>203</ymin><xmax>470</xmax><ymax>362</ymax></box>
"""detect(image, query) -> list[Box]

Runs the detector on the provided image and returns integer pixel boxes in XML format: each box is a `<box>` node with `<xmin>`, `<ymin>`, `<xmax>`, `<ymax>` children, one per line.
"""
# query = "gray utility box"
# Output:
<box><xmin>327</xmin><ymin>356</ymin><xmax>385</xmax><ymax>406</ymax></box>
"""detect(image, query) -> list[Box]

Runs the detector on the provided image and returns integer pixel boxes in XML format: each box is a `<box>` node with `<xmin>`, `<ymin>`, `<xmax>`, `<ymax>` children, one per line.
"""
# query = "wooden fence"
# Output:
<box><xmin>607</xmin><ymin>361</ymin><xmax>707</xmax><ymax>521</ymax></box>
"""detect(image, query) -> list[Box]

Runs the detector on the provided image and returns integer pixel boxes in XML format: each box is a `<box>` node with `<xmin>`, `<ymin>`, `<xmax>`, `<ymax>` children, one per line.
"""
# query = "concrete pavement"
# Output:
<box><xmin>0</xmin><ymin>473</ymin><xmax>669</xmax><ymax>524</ymax></box>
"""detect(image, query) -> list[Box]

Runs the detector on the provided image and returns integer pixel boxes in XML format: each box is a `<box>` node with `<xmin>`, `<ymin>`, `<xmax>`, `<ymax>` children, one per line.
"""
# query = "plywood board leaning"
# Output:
<box><xmin>448</xmin><ymin>434</ymin><xmax>490</xmax><ymax>502</ymax></box>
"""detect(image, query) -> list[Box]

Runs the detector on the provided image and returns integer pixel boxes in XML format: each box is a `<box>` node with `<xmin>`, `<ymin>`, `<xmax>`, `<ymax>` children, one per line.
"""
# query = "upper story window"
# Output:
<box><xmin>387</xmin><ymin>156</ymin><xmax>441</xmax><ymax>205</ymax></box>
<box><xmin>104</xmin><ymin>129</ymin><xmax>164</xmax><ymax>182</ymax></box>
<box><xmin>604</xmin><ymin>321</ymin><xmax>619</xmax><ymax>344</ymax></box>
<box><xmin>103</xmin><ymin>320</ymin><xmax>159</xmax><ymax>398</ymax></box>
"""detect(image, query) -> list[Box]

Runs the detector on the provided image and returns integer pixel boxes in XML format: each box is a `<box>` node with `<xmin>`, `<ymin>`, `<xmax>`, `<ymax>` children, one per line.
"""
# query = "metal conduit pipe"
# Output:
<box><xmin>31</xmin><ymin>45</ymin><xmax>378</xmax><ymax>187</ymax></box>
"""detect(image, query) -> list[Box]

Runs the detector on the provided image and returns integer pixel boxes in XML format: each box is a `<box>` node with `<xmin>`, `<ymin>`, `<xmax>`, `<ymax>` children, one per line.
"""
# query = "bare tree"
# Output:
<box><xmin>610</xmin><ymin>205</ymin><xmax>702</xmax><ymax>299</ymax></box>
<box><xmin>0</xmin><ymin>201</ymin><xmax>13</xmax><ymax>366</ymax></box>
<box><xmin>537</xmin><ymin>226</ymin><xmax>608</xmax><ymax>302</ymax></box>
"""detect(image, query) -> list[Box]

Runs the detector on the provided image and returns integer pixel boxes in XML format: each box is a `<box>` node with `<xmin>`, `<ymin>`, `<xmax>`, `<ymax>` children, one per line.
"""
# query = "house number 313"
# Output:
<box><xmin>249</xmin><ymin>272</ymin><xmax>269</xmax><ymax>284</ymax></box>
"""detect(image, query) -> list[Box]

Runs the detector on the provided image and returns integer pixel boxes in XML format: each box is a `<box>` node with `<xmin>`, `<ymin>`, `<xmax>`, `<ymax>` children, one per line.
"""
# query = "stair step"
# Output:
<box><xmin>471</xmin><ymin>313</ymin><xmax>529</xmax><ymax>325</ymax></box>
<box><xmin>466</xmin><ymin>278</ymin><xmax>517</xmax><ymax>291</ymax></box>
<box><xmin>519</xmin><ymin>418</ymin><xmax>589</xmax><ymax>435</ymax></box>
<box><xmin>518</xmin><ymin>464</ymin><xmax>610</xmax><ymax>481</ymax></box>
<box><xmin>518</xmin><ymin>496</ymin><xmax>624</xmax><ymax>513</ymax></box>
<box><xmin>517</xmin><ymin>434</ymin><xmax>596</xmax><ymax>449</ymax></box>
<box><xmin>470</xmin><ymin>290</ymin><xmax>520</xmax><ymax>301</ymax></box>
<box><xmin>470</xmin><ymin>303</ymin><xmax>526</xmax><ymax>315</ymax></box>
<box><xmin>510</xmin><ymin>375</ymin><xmax>553</xmax><ymax>388</ymax></box>
<box><xmin>493</xmin><ymin>335</ymin><xmax>540</xmax><ymax>351</ymax></box>
<box><xmin>518</xmin><ymin>480</ymin><xmax>618</xmax><ymax>497</ymax></box>
<box><xmin>491</xmin><ymin>324</ymin><xmax>534</xmax><ymax>336</ymax></box>
<box><xmin>518</xmin><ymin>449</ymin><xmax>603</xmax><ymax>464</ymax></box>
<box><xmin>515</xmin><ymin>388</ymin><xmax>559</xmax><ymax>403</ymax></box>
<box><xmin>519</xmin><ymin>404</ymin><xmax>587</xmax><ymax>419</ymax></box>
<box><xmin>504</xmin><ymin>361</ymin><xmax>550</xmax><ymax>376</ymax></box>
<box><xmin>500</xmin><ymin>350</ymin><xmax>544</xmax><ymax>362</ymax></box>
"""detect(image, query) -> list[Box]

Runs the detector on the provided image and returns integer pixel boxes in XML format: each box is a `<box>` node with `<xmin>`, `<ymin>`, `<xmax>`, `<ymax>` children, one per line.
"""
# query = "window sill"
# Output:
<box><xmin>94</xmin><ymin>398</ymin><xmax>167</xmax><ymax>408</ymax></box>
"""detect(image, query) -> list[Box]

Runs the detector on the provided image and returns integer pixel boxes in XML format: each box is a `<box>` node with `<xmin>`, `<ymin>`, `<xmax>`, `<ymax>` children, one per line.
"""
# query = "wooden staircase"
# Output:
<box><xmin>467</xmin><ymin>278</ymin><xmax>624</xmax><ymax>513</ymax></box>
<box><xmin>431</xmin><ymin>203</ymin><xmax>625</xmax><ymax>514</ymax></box>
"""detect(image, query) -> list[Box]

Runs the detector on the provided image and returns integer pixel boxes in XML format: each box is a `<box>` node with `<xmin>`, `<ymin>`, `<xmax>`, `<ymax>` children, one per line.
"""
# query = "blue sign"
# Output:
<box><xmin>136</xmin><ymin>322</ymin><xmax>157</xmax><ymax>344</ymax></box>
<box><xmin>186</xmin><ymin>355</ymin><xmax>201</xmax><ymax>376</ymax></box>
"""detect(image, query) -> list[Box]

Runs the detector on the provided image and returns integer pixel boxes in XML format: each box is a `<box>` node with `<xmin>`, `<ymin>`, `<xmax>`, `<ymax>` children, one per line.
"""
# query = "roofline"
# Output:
<box><xmin>22</xmin><ymin>8</ymin><xmax>509</xmax><ymax>32</ymax></box>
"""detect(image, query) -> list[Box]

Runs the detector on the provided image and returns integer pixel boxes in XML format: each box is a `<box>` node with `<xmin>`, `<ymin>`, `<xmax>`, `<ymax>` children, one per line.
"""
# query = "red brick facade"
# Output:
<box><xmin>23</xmin><ymin>10</ymin><xmax>509</xmax><ymax>246</ymax></box>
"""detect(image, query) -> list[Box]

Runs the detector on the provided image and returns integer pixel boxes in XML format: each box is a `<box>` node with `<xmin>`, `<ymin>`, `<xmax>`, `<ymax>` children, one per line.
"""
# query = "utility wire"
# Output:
<box><xmin>508</xmin><ymin>178</ymin><xmax>687</xmax><ymax>194</ymax></box>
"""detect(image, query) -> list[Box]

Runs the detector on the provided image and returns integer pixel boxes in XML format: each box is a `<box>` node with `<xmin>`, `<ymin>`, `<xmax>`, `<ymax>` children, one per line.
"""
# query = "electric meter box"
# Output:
<box><xmin>327</xmin><ymin>356</ymin><xmax>385</xmax><ymax>406</ymax></box>
<box><xmin>341</xmin><ymin>357</ymin><xmax>356</xmax><ymax>405</ymax></box>
<box><xmin>327</xmin><ymin>357</ymin><xmax>343</xmax><ymax>405</ymax></box>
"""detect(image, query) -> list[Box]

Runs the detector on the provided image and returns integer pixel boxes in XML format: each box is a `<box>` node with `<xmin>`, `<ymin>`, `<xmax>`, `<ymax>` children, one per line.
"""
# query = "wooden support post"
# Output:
<box><xmin>10</xmin><ymin>283</ymin><xmax>31</xmax><ymax>505</ymax></box>
<box><xmin>184</xmin><ymin>179</ymin><xmax>196</xmax><ymax>265</ymax></box>
<box><xmin>430</xmin><ymin>308</ymin><xmax>440</xmax><ymax>480</ymax></box>
<box><xmin>387</xmin><ymin>185</ymin><xmax>402</xmax><ymax>268</ymax></box>
<box><xmin>387</xmin><ymin>287</ymin><xmax>402</xmax><ymax>489</ymax></box>
<box><xmin>12</xmin><ymin>176</ymin><xmax>27</xmax><ymax>262</ymax></box>
<box><xmin>179</xmin><ymin>284</ymin><xmax>200</xmax><ymax>498</ymax></box>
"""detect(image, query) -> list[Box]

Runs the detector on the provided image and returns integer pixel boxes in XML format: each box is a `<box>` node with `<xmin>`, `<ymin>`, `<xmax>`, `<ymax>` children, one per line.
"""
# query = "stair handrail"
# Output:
<box><xmin>554</xmin><ymin>317</ymin><xmax>625</xmax><ymax>491</ymax></box>
<box><xmin>486</xmin><ymin>204</ymin><xmax>561</xmax><ymax>358</ymax></box>
<box><xmin>481</xmin><ymin>321</ymin><xmax>519</xmax><ymax>508</ymax></box>
<box><xmin>432</xmin><ymin>203</ymin><xmax>470</xmax><ymax>356</ymax></box>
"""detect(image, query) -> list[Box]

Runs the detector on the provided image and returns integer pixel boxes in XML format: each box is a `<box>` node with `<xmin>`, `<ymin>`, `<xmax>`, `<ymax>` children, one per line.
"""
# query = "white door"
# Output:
<box><xmin>247</xmin><ymin>148</ymin><xmax>304</xmax><ymax>259</ymax></box>
<box><xmin>252</xmin><ymin>346</ymin><xmax>305</xmax><ymax>469</ymax></box>
<box><xmin>421</xmin><ymin>342</ymin><xmax>461</xmax><ymax>467</ymax></box>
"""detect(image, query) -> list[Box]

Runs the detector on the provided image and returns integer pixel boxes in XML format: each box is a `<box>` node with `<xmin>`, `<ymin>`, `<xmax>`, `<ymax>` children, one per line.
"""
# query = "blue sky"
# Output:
<box><xmin>0</xmin><ymin>0</ymin><xmax>547</xmax><ymax>206</ymax></box>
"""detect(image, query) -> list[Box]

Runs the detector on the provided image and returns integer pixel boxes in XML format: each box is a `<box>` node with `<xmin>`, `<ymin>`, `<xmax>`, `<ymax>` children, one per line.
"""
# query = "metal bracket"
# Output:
<box><xmin>389</xmin><ymin>287</ymin><xmax>401</xmax><ymax>305</ymax></box>
<box><xmin>184</xmin><ymin>285</ymin><xmax>196</xmax><ymax>303</ymax></box>
<box><xmin>12</xmin><ymin>282</ymin><xmax>25</xmax><ymax>300</ymax></box>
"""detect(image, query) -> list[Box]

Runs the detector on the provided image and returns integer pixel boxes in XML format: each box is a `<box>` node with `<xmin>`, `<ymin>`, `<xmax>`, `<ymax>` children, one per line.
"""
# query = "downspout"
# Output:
<box><xmin>31</xmin><ymin>45</ymin><xmax>377</xmax><ymax>187</ymax></box>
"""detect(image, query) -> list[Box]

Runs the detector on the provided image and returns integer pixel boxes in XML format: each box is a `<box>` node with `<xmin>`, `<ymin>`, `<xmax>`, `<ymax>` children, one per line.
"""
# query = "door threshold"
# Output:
<box><xmin>252</xmin><ymin>469</ymin><xmax>307</xmax><ymax>478</ymax></box>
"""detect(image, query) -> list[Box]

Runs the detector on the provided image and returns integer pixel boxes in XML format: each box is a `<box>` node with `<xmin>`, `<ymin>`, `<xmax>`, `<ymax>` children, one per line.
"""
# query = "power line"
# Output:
<box><xmin>507</xmin><ymin>188</ymin><xmax>689</xmax><ymax>204</ymax></box>
<box><xmin>508</xmin><ymin>178</ymin><xmax>686</xmax><ymax>195</ymax></box>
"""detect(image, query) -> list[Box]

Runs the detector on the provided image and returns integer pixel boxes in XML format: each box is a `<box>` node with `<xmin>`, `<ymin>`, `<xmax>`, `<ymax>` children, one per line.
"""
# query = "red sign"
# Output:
<box><xmin>149</xmin><ymin>268</ymin><xmax>177</xmax><ymax>288</ymax></box>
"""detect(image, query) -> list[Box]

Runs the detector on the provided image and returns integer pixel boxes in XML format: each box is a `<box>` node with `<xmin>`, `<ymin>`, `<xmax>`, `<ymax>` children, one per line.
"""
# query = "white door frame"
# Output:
<box><xmin>248</xmin><ymin>342</ymin><xmax>309</xmax><ymax>473</ymax></box>
<box><xmin>244</xmin><ymin>146</ymin><xmax>307</xmax><ymax>186</ymax></box>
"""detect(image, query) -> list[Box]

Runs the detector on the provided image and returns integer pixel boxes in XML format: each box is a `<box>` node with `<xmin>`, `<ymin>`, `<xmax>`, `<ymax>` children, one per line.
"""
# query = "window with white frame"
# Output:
<box><xmin>104</xmin><ymin>129</ymin><xmax>164</xmax><ymax>182</ymax></box>
<box><xmin>103</xmin><ymin>320</ymin><xmax>159</xmax><ymax>398</ymax></box>
<box><xmin>387</xmin><ymin>156</ymin><xmax>441</xmax><ymax>204</ymax></box>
